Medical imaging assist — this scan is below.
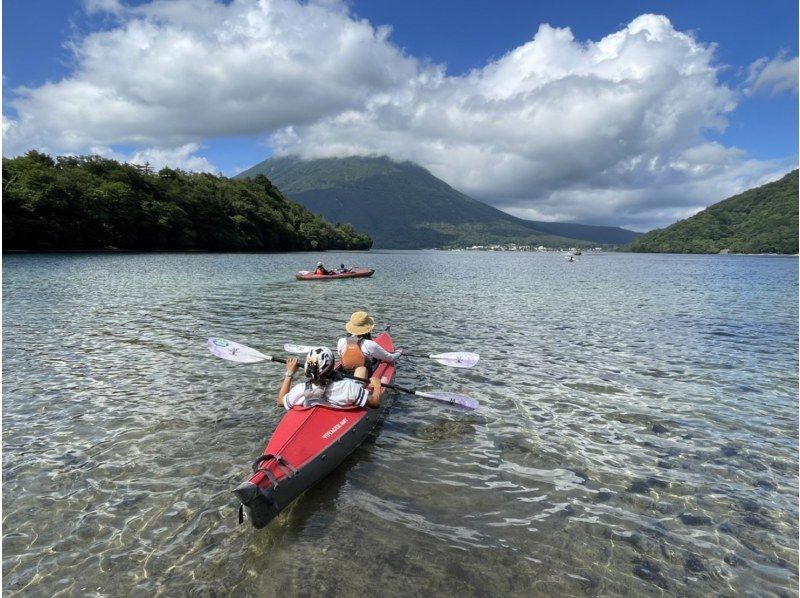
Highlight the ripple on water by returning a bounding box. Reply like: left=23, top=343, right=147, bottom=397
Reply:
left=2, top=252, right=798, bottom=597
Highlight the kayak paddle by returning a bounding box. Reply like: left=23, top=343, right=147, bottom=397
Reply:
left=209, top=338, right=479, bottom=410
left=341, top=373, right=479, bottom=410
left=283, top=343, right=479, bottom=369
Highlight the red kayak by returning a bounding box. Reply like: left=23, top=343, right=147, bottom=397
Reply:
left=234, top=331, right=397, bottom=528
left=295, top=267, right=374, bottom=281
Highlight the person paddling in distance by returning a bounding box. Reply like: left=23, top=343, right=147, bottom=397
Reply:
left=338, top=311, right=402, bottom=374
left=314, top=261, right=331, bottom=275
left=278, top=347, right=383, bottom=409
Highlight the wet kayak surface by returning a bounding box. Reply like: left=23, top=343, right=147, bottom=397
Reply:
left=3, top=251, right=798, bottom=597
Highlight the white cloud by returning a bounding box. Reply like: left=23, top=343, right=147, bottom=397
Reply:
left=126, top=143, right=217, bottom=172
left=84, top=0, right=126, bottom=16
left=746, top=52, right=799, bottom=96
left=3, top=3, right=796, bottom=229
left=5, top=0, right=418, bottom=154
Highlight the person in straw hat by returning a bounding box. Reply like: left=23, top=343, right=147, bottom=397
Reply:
left=337, top=311, right=402, bottom=373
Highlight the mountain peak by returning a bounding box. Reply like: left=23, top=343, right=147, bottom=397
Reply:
left=236, top=155, right=640, bottom=248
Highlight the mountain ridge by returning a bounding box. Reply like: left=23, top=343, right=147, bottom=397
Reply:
left=626, top=170, right=798, bottom=254
left=236, top=155, right=641, bottom=249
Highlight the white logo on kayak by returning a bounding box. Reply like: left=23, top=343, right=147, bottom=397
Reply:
left=322, top=418, right=349, bottom=439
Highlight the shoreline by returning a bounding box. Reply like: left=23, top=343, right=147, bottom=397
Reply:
left=2, top=248, right=374, bottom=255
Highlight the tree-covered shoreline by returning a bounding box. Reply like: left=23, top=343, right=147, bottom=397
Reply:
left=625, top=170, right=798, bottom=255
left=2, top=152, right=372, bottom=252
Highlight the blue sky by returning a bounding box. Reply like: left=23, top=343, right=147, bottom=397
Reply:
left=3, top=0, right=798, bottom=230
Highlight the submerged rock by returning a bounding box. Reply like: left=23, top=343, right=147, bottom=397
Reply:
left=755, top=479, right=777, bottom=491
left=680, top=513, right=713, bottom=526
left=627, top=480, right=652, bottom=494
left=632, top=558, right=669, bottom=589
left=417, top=418, right=477, bottom=441
left=685, top=554, right=706, bottom=573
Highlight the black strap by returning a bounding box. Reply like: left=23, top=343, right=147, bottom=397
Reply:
left=238, top=504, right=244, bottom=525
left=252, top=453, right=274, bottom=472
left=252, top=454, right=280, bottom=487
left=275, top=455, right=297, bottom=477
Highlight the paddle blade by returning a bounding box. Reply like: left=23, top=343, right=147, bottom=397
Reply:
left=429, top=352, right=480, bottom=368
left=415, top=391, right=479, bottom=410
left=284, top=343, right=315, bottom=354
left=208, top=338, right=271, bottom=363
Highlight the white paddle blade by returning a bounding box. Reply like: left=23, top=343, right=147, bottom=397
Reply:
left=429, top=352, right=480, bottom=368
left=284, top=343, right=315, bottom=354
left=208, top=338, right=271, bottom=363
left=415, top=391, right=479, bottom=410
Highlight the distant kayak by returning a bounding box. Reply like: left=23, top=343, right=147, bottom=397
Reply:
left=295, top=268, right=374, bottom=281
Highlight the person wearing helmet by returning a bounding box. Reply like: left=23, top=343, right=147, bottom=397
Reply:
left=277, top=346, right=383, bottom=409
left=337, top=311, right=402, bottom=373
left=314, top=261, right=331, bottom=275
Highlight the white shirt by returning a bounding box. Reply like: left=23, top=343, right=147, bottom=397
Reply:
left=284, top=378, right=369, bottom=410
left=336, top=337, right=401, bottom=363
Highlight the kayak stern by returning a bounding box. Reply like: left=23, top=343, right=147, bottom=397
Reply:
left=234, top=481, right=280, bottom=529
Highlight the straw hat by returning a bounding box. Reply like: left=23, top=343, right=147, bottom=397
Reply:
left=345, top=311, right=375, bottom=335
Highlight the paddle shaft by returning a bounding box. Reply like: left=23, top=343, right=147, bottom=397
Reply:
left=343, top=373, right=417, bottom=395
left=274, top=354, right=402, bottom=390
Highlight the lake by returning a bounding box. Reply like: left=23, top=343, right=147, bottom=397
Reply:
left=3, top=251, right=798, bottom=596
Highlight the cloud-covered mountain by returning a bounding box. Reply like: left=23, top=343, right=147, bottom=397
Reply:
left=3, top=1, right=796, bottom=230
left=237, top=155, right=641, bottom=249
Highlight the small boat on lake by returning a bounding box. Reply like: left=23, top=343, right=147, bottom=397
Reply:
left=295, top=267, right=374, bottom=281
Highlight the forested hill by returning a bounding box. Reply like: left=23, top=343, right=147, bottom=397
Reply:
left=237, top=155, right=640, bottom=249
left=2, top=152, right=372, bottom=251
left=626, top=170, right=799, bottom=254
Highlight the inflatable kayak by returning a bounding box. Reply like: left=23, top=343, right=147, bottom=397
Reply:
left=295, top=267, right=374, bottom=281
left=233, top=331, right=397, bottom=529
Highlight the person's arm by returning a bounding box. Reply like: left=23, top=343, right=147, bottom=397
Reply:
left=363, top=339, right=402, bottom=363
left=277, top=357, right=299, bottom=407
left=366, top=377, right=383, bottom=408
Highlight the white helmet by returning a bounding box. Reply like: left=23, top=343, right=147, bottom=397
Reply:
left=305, top=346, right=334, bottom=381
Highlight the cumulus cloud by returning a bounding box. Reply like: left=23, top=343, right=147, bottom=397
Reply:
left=5, top=0, right=417, bottom=153
left=271, top=14, right=793, bottom=229
left=84, top=0, right=126, bottom=16
left=126, top=143, right=217, bottom=171
left=3, top=2, right=796, bottom=230
left=746, top=52, right=799, bottom=96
